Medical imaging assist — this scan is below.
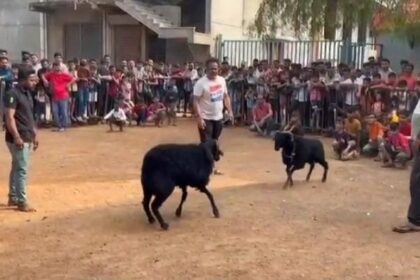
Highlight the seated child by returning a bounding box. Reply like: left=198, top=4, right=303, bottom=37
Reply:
left=362, top=114, right=384, bottom=157
left=104, top=100, right=127, bottom=132
left=133, top=101, right=148, bottom=126
left=333, top=121, right=358, bottom=160
left=379, top=122, right=411, bottom=168
left=147, top=97, right=166, bottom=127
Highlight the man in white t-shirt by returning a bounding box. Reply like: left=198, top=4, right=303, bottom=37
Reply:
left=340, top=70, right=361, bottom=112
left=378, top=58, right=393, bottom=82
left=193, top=58, right=233, bottom=174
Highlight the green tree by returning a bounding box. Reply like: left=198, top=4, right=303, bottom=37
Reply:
left=252, top=0, right=418, bottom=42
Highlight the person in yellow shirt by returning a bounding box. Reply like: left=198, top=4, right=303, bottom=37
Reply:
left=344, top=111, right=362, bottom=150
left=362, top=115, right=385, bottom=156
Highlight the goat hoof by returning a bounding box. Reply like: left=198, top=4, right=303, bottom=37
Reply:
left=175, top=208, right=182, bottom=217
left=148, top=217, right=156, bottom=224
left=322, top=178, right=327, bottom=183
left=282, top=184, right=289, bottom=190
left=161, top=223, right=169, bottom=230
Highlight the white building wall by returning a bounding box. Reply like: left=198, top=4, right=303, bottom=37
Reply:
left=0, top=0, right=44, bottom=61
left=210, top=0, right=299, bottom=41
left=210, top=0, right=245, bottom=40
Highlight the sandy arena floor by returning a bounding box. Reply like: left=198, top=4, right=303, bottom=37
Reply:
left=0, top=120, right=419, bottom=280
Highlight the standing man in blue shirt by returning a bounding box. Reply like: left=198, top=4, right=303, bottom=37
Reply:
left=0, top=56, right=13, bottom=91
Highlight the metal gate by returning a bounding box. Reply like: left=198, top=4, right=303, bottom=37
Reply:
left=218, top=39, right=383, bottom=68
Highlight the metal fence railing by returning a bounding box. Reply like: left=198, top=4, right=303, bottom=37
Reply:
left=226, top=80, right=419, bottom=132
left=220, top=40, right=282, bottom=67
left=218, top=39, right=383, bottom=69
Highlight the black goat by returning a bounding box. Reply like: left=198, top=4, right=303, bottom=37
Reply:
left=141, top=140, right=223, bottom=230
left=274, top=131, right=329, bottom=189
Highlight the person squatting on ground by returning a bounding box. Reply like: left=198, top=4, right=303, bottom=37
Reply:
left=193, top=58, right=234, bottom=175
left=3, top=66, right=39, bottom=212
left=332, top=121, right=358, bottom=160
left=362, top=114, right=385, bottom=157
left=147, top=97, right=166, bottom=127
left=104, top=98, right=127, bottom=132
left=250, top=93, right=274, bottom=137
left=379, top=122, right=411, bottom=168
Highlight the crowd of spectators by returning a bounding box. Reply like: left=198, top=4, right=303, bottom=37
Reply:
left=0, top=49, right=419, bottom=168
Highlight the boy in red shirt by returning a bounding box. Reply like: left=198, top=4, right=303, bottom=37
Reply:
left=251, top=94, right=273, bottom=136
left=399, top=111, right=412, bottom=138
left=43, top=62, right=76, bottom=131
left=380, top=122, right=411, bottom=168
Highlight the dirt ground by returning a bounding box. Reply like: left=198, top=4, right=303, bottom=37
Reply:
left=0, top=120, right=419, bottom=280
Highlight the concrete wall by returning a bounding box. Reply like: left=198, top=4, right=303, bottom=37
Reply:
left=211, top=0, right=246, bottom=40
left=0, top=0, right=44, bottom=61
left=152, top=5, right=181, bottom=26
left=188, top=43, right=211, bottom=63
left=165, top=38, right=193, bottom=64
left=377, top=33, right=420, bottom=72
left=46, top=7, right=102, bottom=59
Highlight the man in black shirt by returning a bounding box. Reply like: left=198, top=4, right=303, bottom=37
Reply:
left=393, top=131, right=420, bottom=233
left=3, top=66, right=39, bottom=212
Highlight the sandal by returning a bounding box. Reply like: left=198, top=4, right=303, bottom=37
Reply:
left=392, top=223, right=420, bottom=234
